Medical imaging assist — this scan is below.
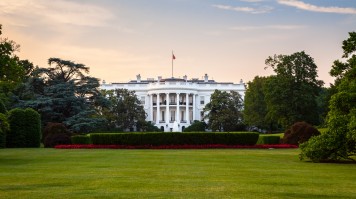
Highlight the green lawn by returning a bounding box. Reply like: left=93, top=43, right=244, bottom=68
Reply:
left=0, top=149, right=355, bottom=199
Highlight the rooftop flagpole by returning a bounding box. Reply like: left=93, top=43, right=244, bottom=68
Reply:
left=172, top=51, right=175, bottom=78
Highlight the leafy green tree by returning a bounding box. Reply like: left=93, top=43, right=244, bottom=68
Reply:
left=264, top=51, right=324, bottom=128
left=183, top=120, right=207, bottom=132
left=316, top=86, right=335, bottom=126
left=300, top=32, right=356, bottom=162
left=0, top=25, right=35, bottom=105
left=0, top=113, right=10, bottom=148
left=18, top=58, right=108, bottom=133
left=243, top=76, right=271, bottom=130
left=102, top=89, right=146, bottom=131
left=136, top=121, right=161, bottom=132
left=204, top=90, right=243, bottom=131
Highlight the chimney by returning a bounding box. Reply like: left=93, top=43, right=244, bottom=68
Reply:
left=158, top=76, right=162, bottom=82
left=204, top=74, right=208, bottom=82
left=136, top=74, right=141, bottom=83
left=183, top=75, right=187, bottom=81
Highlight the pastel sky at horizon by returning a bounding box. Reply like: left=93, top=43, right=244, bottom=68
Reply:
left=1, top=0, right=355, bottom=85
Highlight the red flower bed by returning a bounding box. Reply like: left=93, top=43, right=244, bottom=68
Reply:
left=55, top=144, right=298, bottom=149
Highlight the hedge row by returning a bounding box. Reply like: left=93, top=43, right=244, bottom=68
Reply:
left=71, top=135, right=91, bottom=144
left=257, top=135, right=281, bottom=145
left=89, top=132, right=259, bottom=146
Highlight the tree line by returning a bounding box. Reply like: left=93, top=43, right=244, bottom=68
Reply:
left=0, top=25, right=155, bottom=137
left=1, top=24, right=355, bottom=161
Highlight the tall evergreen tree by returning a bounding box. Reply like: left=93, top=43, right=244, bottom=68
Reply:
left=18, top=58, right=108, bottom=133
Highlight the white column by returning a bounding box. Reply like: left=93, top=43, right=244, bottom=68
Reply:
left=149, top=94, right=153, bottom=122
left=176, top=93, right=180, bottom=122
left=193, top=94, right=196, bottom=121
left=165, top=93, right=169, bottom=123
left=156, top=93, right=160, bottom=124
left=185, top=93, right=189, bottom=123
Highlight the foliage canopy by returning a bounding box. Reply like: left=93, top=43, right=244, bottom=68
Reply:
left=204, top=90, right=243, bottom=131
left=300, top=32, right=356, bottom=162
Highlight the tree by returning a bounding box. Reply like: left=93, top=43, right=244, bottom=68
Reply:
left=0, top=25, right=35, bottom=105
left=264, top=51, right=323, bottom=128
left=243, top=76, right=272, bottom=130
left=18, top=58, right=108, bottom=133
left=183, top=120, right=207, bottom=132
left=102, top=89, right=146, bottom=131
left=300, top=32, right=356, bottom=162
left=203, top=90, right=243, bottom=131
left=0, top=113, right=9, bottom=148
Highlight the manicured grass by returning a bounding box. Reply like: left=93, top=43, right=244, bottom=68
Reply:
left=0, top=149, right=355, bottom=199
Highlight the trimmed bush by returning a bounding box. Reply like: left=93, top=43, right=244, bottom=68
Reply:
left=71, top=135, right=91, bottom=144
left=6, top=108, right=41, bottom=148
left=90, top=132, right=259, bottom=146
left=43, top=123, right=71, bottom=148
left=183, top=121, right=207, bottom=132
left=257, top=135, right=281, bottom=145
left=283, top=122, right=320, bottom=146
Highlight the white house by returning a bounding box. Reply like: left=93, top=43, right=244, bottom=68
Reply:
left=100, top=74, right=245, bottom=132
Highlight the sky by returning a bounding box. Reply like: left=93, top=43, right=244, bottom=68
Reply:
left=1, top=0, right=355, bottom=86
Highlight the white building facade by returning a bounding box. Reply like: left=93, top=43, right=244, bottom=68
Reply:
left=100, top=74, right=245, bottom=132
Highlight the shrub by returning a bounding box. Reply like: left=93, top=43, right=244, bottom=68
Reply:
left=0, top=113, right=9, bottom=148
left=184, top=120, right=207, bottom=132
left=299, top=132, right=347, bottom=162
left=283, top=122, right=320, bottom=146
left=136, top=121, right=162, bottom=132
left=43, top=123, right=71, bottom=148
left=257, top=135, right=280, bottom=145
left=6, top=108, right=41, bottom=148
left=90, top=132, right=259, bottom=146
left=71, top=135, right=91, bottom=144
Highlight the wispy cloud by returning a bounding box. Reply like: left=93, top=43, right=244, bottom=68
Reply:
left=230, top=25, right=306, bottom=31
left=0, top=0, right=115, bottom=27
left=277, top=0, right=356, bottom=14
left=212, top=4, right=273, bottom=14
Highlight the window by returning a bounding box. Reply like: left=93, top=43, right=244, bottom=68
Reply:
left=200, top=96, right=205, bottom=105
left=153, top=111, right=156, bottom=122
left=140, top=96, right=145, bottom=105
left=161, top=111, right=165, bottom=122
left=170, top=110, right=175, bottom=122
left=169, top=95, right=176, bottom=105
